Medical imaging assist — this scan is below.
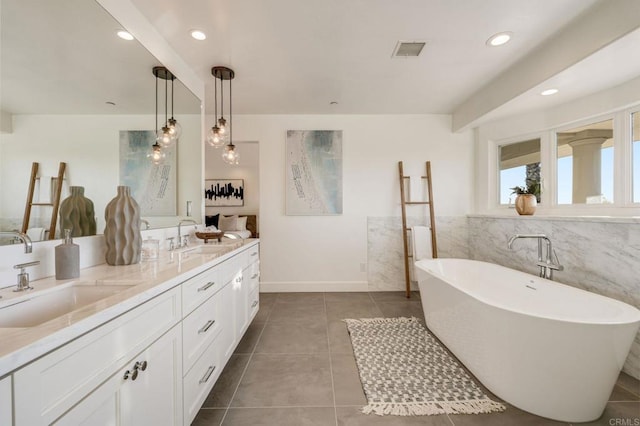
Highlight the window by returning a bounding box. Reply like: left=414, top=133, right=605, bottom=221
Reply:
left=498, top=139, right=541, bottom=205
left=556, top=119, right=613, bottom=204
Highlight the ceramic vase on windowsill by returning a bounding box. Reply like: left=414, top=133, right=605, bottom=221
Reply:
left=104, top=186, right=141, bottom=265
left=59, top=186, right=97, bottom=237
left=514, top=194, right=537, bottom=215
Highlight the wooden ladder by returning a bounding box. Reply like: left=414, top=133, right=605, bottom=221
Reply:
left=398, top=161, right=438, bottom=298
left=21, top=162, right=66, bottom=240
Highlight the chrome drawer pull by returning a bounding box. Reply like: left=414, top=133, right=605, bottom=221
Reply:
left=250, top=252, right=258, bottom=256
left=199, top=366, right=216, bottom=384
left=198, top=320, right=216, bottom=334
left=251, top=300, right=259, bottom=308
left=251, top=273, right=259, bottom=279
left=198, top=281, right=215, bottom=292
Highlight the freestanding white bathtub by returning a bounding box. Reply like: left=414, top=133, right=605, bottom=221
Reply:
left=415, top=258, right=640, bottom=423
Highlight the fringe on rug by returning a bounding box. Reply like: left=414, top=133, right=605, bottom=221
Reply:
left=343, top=317, right=419, bottom=325
left=362, top=400, right=506, bottom=416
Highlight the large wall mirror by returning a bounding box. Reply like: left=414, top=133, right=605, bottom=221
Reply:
left=498, top=138, right=541, bottom=205
left=0, top=0, right=203, bottom=245
left=556, top=119, right=613, bottom=204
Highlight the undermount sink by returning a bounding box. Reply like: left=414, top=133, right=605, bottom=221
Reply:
left=0, top=280, right=137, bottom=328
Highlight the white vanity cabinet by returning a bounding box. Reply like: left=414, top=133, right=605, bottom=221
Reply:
left=0, top=375, right=11, bottom=425
left=13, top=287, right=182, bottom=425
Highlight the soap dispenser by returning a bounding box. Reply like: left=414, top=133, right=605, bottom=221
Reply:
left=55, top=229, right=80, bottom=279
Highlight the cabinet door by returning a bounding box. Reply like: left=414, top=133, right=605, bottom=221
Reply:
left=0, top=376, right=12, bottom=426
left=55, top=325, right=183, bottom=426
left=120, top=324, right=183, bottom=426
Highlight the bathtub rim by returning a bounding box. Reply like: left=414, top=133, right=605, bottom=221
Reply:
left=415, top=258, right=640, bottom=326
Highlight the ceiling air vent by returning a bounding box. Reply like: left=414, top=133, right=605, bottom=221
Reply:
left=392, top=41, right=426, bottom=58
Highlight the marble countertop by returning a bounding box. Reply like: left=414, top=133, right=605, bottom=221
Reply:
left=0, top=239, right=258, bottom=378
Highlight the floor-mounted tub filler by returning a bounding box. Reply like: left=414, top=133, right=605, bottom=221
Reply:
left=415, top=258, right=640, bottom=423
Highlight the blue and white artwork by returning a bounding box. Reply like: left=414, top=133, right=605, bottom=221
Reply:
left=286, top=130, right=343, bottom=215
left=119, top=130, right=176, bottom=216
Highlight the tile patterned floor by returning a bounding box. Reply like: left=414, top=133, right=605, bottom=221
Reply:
left=193, top=292, right=640, bottom=426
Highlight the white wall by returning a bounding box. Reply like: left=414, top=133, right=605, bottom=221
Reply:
left=230, top=114, right=473, bottom=290
left=204, top=141, right=259, bottom=219
left=0, top=113, right=202, bottom=233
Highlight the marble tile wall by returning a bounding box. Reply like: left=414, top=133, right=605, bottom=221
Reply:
left=468, top=216, right=640, bottom=380
left=367, top=216, right=469, bottom=292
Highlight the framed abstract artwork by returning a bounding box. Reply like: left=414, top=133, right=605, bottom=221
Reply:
left=285, top=130, right=343, bottom=215
left=205, top=179, right=245, bottom=206
left=119, top=130, right=177, bottom=216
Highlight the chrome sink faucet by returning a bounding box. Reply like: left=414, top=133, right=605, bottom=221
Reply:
left=177, top=219, right=197, bottom=248
left=0, top=231, right=33, bottom=253
left=507, top=234, right=563, bottom=280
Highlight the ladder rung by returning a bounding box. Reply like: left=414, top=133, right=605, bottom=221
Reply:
left=405, top=201, right=430, bottom=205
left=31, top=203, right=53, bottom=206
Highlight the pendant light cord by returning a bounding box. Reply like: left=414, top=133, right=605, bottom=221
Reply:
left=171, top=77, right=175, bottom=119
left=164, top=77, right=168, bottom=127
left=220, top=73, right=224, bottom=118
left=155, top=74, right=158, bottom=133
left=214, top=74, right=218, bottom=122
left=229, top=75, right=232, bottom=144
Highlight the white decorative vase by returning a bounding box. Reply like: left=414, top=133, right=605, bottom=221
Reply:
left=104, top=186, right=141, bottom=265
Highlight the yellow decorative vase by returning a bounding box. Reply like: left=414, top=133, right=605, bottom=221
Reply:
left=515, top=194, right=537, bottom=215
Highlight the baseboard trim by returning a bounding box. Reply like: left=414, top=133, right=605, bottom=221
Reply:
left=259, top=281, right=369, bottom=293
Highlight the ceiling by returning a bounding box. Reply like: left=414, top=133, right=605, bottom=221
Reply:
left=3, top=0, right=640, bottom=130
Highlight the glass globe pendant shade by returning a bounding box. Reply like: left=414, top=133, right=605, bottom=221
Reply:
left=147, top=142, right=166, bottom=165
left=167, top=117, right=182, bottom=140
left=222, top=143, right=239, bottom=165
left=157, top=126, right=174, bottom=147
left=217, top=117, right=227, bottom=135
left=206, top=125, right=227, bottom=148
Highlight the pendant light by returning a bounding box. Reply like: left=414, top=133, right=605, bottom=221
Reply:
left=206, top=72, right=226, bottom=148
left=209, top=66, right=239, bottom=165
left=152, top=66, right=176, bottom=148
left=167, top=77, right=182, bottom=140
left=148, top=67, right=167, bottom=164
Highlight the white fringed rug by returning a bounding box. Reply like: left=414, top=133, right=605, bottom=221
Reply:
left=344, top=317, right=506, bottom=416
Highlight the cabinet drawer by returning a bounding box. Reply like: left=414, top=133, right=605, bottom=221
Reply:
left=182, top=290, right=223, bottom=375
left=14, top=287, right=181, bottom=425
left=248, top=288, right=260, bottom=323
left=246, top=245, right=259, bottom=264
left=248, top=261, right=260, bottom=293
left=183, top=336, right=222, bottom=425
left=182, top=266, right=220, bottom=316
left=0, top=376, right=11, bottom=426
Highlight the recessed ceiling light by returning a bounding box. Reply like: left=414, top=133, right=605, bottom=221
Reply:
left=190, top=30, right=207, bottom=41
left=116, top=30, right=134, bottom=41
left=541, top=88, right=559, bottom=96
left=486, top=32, right=512, bottom=47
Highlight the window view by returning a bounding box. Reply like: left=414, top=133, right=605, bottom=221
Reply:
left=633, top=112, right=640, bottom=202
left=556, top=119, right=614, bottom=204
left=499, top=139, right=541, bottom=205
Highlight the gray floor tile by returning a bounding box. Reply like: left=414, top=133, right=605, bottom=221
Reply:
left=616, top=372, right=640, bottom=398
left=268, top=301, right=327, bottom=322
left=191, top=408, right=226, bottom=426
left=258, top=292, right=279, bottom=306
left=336, top=406, right=452, bottom=425
left=331, top=353, right=366, bottom=406
left=202, top=354, right=251, bottom=408
left=369, top=291, right=420, bottom=302
left=325, top=292, right=374, bottom=303
left=276, top=292, right=325, bottom=304
left=449, top=404, right=569, bottom=426
left=231, top=354, right=334, bottom=407
left=579, top=402, right=640, bottom=425
left=609, top=384, right=640, bottom=402
left=222, top=407, right=336, bottom=426
left=326, top=300, right=383, bottom=321
left=375, top=301, right=425, bottom=320
left=254, top=320, right=329, bottom=354
left=234, top=321, right=265, bottom=354
left=328, top=320, right=355, bottom=354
